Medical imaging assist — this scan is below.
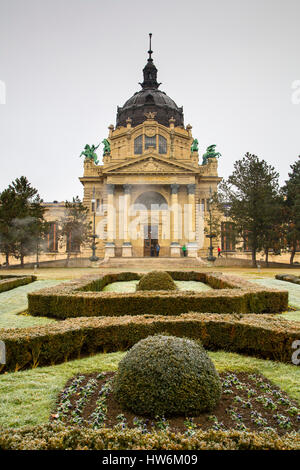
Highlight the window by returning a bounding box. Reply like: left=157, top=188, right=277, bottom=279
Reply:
left=145, top=94, right=154, bottom=103
left=243, top=231, right=252, bottom=252
left=145, top=135, right=156, bottom=149
left=158, top=135, right=167, bottom=154
left=201, top=199, right=205, bottom=212
left=66, top=232, right=80, bottom=253
left=221, top=222, right=236, bottom=251
left=96, top=198, right=104, bottom=214
left=134, top=135, right=143, bottom=154
left=47, top=222, right=58, bottom=252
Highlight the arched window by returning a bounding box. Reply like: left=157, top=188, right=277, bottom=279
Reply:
left=159, top=135, right=167, bottom=154
left=145, top=135, right=156, bottom=149
left=134, top=135, right=143, bottom=154
left=145, top=94, right=154, bottom=103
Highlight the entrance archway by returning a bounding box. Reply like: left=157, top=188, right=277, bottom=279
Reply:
left=133, top=191, right=168, bottom=257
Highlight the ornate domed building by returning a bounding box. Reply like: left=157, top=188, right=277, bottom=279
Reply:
left=79, top=35, right=221, bottom=258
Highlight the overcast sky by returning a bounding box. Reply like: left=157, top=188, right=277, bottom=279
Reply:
left=0, top=0, right=299, bottom=202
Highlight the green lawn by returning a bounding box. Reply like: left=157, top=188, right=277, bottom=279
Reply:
left=0, top=280, right=65, bottom=329
left=0, top=350, right=299, bottom=430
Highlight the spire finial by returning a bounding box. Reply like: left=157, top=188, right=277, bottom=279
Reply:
left=139, top=33, right=161, bottom=89
left=148, top=33, right=153, bottom=61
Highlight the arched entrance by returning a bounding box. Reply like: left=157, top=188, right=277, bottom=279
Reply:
left=133, top=191, right=168, bottom=257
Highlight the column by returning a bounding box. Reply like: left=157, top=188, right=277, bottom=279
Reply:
left=122, top=184, right=133, bottom=257
left=170, top=183, right=181, bottom=257
left=105, top=184, right=115, bottom=257
left=186, top=184, right=198, bottom=257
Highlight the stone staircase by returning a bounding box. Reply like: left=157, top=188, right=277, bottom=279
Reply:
left=97, top=257, right=209, bottom=269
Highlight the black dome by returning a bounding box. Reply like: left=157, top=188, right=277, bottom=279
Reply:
left=116, top=35, right=184, bottom=128
left=116, top=89, right=184, bottom=128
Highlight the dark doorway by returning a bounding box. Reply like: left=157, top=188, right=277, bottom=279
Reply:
left=144, top=224, right=158, bottom=257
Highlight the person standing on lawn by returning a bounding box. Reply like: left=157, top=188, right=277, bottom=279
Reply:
left=182, top=244, right=187, bottom=257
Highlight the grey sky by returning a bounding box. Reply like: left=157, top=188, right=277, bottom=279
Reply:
left=0, top=0, right=299, bottom=201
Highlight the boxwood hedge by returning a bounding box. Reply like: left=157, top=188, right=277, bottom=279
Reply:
left=276, top=273, right=300, bottom=285
left=0, top=313, right=299, bottom=373
left=0, top=424, right=299, bottom=450
left=0, top=275, right=36, bottom=293
left=27, top=272, right=288, bottom=319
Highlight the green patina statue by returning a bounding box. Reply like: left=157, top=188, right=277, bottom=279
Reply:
left=102, top=139, right=111, bottom=156
left=191, top=139, right=199, bottom=153
left=202, top=144, right=222, bottom=165
left=79, top=144, right=100, bottom=165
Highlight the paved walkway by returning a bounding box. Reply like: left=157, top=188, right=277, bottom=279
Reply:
left=0, top=280, right=65, bottom=329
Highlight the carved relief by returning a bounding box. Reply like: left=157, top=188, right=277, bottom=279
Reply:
left=142, top=157, right=161, bottom=171
left=145, top=127, right=156, bottom=137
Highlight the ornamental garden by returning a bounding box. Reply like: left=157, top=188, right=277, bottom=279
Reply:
left=0, top=267, right=299, bottom=450
left=0, top=32, right=300, bottom=453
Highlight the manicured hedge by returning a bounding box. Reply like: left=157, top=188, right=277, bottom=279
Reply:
left=0, top=313, right=299, bottom=373
left=0, top=275, right=36, bottom=293
left=0, top=424, right=299, bottom=450
left=276, top=273, right=300, bottom=285
left=27, top=272, right=288, bottom=319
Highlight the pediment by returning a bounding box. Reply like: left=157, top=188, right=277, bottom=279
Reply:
left=103, top=154, right=198, bottom=174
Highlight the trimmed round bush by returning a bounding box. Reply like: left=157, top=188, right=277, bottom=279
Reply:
left=136, top=271, right=177, bottom=291
left=113, top=335, right=222, bottom=417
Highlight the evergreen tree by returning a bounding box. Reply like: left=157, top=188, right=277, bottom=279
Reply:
left=220, top=153, right=281, bottom=267
left=0, top=178, right=47, bottom=266
left=59, top=196, right=91, bottom=265
left=282, top=156, right=300, bottom=264
left=7, top=177, right=48, bottom=266
left=259, top=194, right=285, bottom=266
left=0, top=188, right=18, bottom=265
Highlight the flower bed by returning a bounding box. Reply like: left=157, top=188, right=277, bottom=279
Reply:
left=27, top=272, right=288, bottom=319
left=1, top=313, right=299, bottom=373
left=50, top=370, right=300, bottom=435
left=0, top=275, right=36, bottom=293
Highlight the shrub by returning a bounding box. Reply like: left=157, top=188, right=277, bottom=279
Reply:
left=27, top=272, right=288, bottom=319
left=113, top=335, right=221, bottom=417
left=0, top=424, right=299, bottom=450
left=0, top=275, right=36, bottom=293
left=136, top=271, right=177, bottom=291
left=1, top=313, right=299, bottom=373
left=275, top=274, right=300, bottom=285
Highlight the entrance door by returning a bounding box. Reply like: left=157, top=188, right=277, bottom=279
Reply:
left=143, top=224, right=158, bottom=257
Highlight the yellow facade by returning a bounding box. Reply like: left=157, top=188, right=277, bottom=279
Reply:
left=79, top=114, right=221, bottom=258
